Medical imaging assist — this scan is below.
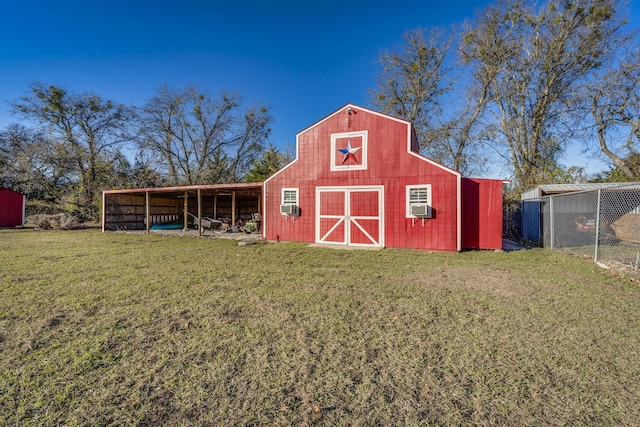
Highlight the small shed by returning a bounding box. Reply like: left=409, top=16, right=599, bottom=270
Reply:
left=0, top=187, right=26, bottom=228
left=520, top=182, right=640, bottom=242
left=263, top=104, right=505, bottom=251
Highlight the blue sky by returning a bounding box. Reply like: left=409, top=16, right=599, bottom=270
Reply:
left=1, top=0, right=638, bottom=177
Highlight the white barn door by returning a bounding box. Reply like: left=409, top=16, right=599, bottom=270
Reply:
left=316, top=186, right=384, bottom=248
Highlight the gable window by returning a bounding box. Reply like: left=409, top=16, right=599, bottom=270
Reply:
left=406, top=185, right=432, bottom=218
left=281, top=188, right=299, bottom=215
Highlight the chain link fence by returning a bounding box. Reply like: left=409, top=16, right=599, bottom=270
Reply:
left=503, top=199, right=522, bottom=242
left=534, top=183, right=640, bottom=274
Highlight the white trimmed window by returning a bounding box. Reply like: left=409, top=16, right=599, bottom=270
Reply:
left=281, top=188, right=299, bottom=215
left=406, top=185, right=432, bottom=218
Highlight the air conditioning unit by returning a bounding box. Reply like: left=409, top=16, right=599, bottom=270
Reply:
left=411, top=205, right=430, bottom=217
left=280, top=204, right=298, bottom=215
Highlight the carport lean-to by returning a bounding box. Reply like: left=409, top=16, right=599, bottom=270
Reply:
left=102, top=182, right=263, bottom=235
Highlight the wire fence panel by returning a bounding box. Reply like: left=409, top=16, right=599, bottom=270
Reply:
left=543, top=190, right=599, bottom=251
left=597, top=187, right=640, bottom=271
left=503, top=199, right=522, bottom=241
left=535, top=183, right=640, bottom=274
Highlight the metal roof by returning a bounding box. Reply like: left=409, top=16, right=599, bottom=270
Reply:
left=103, top=182, right=263, bottom=196
left=522, top=182, right=640, bottom=200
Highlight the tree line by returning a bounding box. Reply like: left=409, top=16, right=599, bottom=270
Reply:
left=371, top=0, right=640, bottom=194
left=2, top=0, right=638, bottom=221
left=0, top=84, right=290, bottom=221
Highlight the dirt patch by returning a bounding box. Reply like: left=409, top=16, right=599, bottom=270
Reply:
left=116, top=228, right=264, bottom=241
left=406, top=266, right=526, bottom=297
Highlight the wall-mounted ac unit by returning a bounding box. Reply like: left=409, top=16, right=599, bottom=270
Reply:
left=411, top=205, right=430, bottom=218
left=280, top=204, right=298, bottom=216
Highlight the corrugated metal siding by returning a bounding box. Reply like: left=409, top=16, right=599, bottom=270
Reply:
left=522, top=200, right=542, bottom=241
left=521, top=188, right=542, bottom=200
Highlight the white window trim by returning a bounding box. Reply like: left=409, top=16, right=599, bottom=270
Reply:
left=330, top=130, right=368, bottom=171
left=406, top=184, right=432, bottom=218
left=281, top=187, right=299, bottom=215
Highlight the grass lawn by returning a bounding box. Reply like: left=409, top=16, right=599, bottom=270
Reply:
left=1, top=229, right=639, bottom=426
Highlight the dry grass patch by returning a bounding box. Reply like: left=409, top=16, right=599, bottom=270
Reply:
left=1, top=229, right=639, bottom=425
left=406, top=265, right=528, bottom=297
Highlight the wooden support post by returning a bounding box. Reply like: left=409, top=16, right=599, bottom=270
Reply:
left=214, top=194, right=218, bottom=219
left=232, top=191, right=236, bottom=227
left=102, top=192, right=106, bottom=232
left=549, top=196, right=555, bottom=249
left=145, top=191, right=150, bottom=234
left=183, top=192, right=189, bottom=231
left=197, top=188, right=202, bottom=236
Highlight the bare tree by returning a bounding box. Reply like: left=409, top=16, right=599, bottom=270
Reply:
left=462, top=0, right=624, bottom=191
left=0, top=124, right=72, bottom=204
left=371, top=29, right=453, bottom=147
left=225, top=105, right=273, bottom=182
left=137, top=85, right=272, bottom=185
left=371, top=27, right=493, bottom=174
left=590, top=48, right=640, bottom=180
left=12, top=83, right=134, bottom=220
left=426, top=75, right=494, bottom=174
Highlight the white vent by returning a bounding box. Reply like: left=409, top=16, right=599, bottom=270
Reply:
left=280, top=204, right=298, bottom=215
left=411, top=205, right=430, bottom=217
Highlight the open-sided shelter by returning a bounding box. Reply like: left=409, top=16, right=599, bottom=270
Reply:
left=262, top=104, right=504, bottom=251
left=102, top=183, right=262, bottom=233
left=0, top=187, right=26, bottom=228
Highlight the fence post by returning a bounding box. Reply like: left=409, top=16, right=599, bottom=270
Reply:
left=594, top=189, right=602, bottom=262
left=549, top=196, right=555, bottom=250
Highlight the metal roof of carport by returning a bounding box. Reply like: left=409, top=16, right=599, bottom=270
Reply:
left=103, top=182, right=263, bottom=196
left=521, top=182, right=640, bottom=200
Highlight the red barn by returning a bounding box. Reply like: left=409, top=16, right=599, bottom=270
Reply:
left=263, top=104, right=504, bottom=251
left=0, top=187, right=26, bottom=228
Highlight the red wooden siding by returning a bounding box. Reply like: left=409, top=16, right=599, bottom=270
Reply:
left=461, top=178, right=504, bottom=250
left=263, top=104, right=462, bottom=251
left=0, top=188, right=25, bottom=227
